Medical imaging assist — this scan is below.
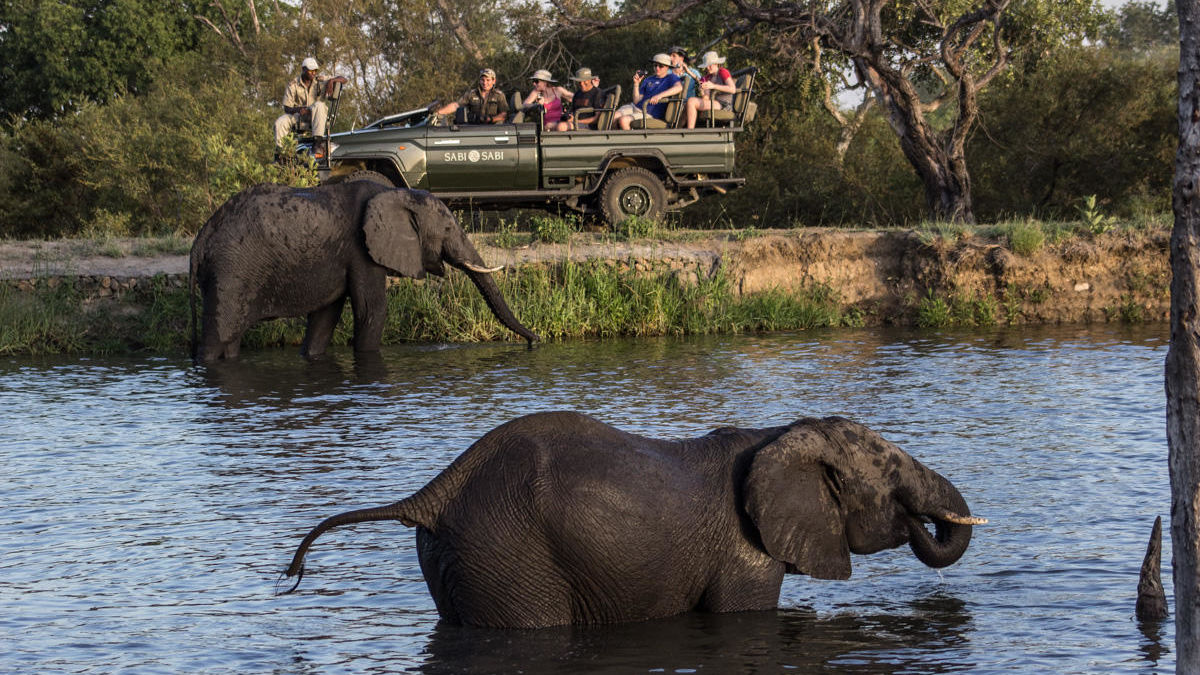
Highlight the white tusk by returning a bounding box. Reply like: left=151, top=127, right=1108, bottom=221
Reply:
left=462, top=262, right=504, bottom=274
left=939, top=511, right=988, bottom=525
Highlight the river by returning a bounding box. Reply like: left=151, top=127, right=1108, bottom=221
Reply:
left=0, top=325, right=1173, bottom=673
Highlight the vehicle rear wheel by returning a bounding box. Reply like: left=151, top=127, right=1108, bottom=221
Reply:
left=599, top=168, right=666, bottom=228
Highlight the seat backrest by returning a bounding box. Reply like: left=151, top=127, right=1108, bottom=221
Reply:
left=326, top=79, right=344, bottom=101
left=672, top=75, right=694, bottom=127
left=661, top=96, right=683, bottom=128
left=593, top=85, right=621, bottom=130
left=509, top=91, right=525, bottom=123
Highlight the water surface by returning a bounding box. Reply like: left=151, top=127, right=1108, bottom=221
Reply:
left=0, top=325, right=1173, bottom=673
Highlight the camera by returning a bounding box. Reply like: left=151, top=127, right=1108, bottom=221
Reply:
left=635, top=69, right=647, bottom=78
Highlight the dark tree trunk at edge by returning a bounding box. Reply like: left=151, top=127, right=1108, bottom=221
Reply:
left=1169, top=1, right=1200, bottom=670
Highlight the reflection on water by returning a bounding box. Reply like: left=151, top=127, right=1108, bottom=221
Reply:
left=418, top=593, right=973, bottom=674
left=0, top=324, right=1174, bottom=673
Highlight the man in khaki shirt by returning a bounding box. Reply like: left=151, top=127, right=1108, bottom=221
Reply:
left=274, top=57, right=344, bottom=155
left=436, top=68, right=509, bottom=124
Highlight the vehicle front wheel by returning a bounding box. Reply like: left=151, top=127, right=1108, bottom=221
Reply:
left=341, top=170, right=395, bottom=187
left=599, top=168, right=666, bottom=228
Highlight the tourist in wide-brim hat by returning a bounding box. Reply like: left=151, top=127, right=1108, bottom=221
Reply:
left=524, top=70, right=574, bottom=130
left=561, top=67, right=603, bottom=131
left=615, top=53, right=684, bottom=130
left=686, top=51, right=735, bottom=128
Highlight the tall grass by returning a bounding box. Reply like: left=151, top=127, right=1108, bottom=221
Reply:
left=378, top=260, right=860, bottom=342
left=0, top=261, right=861, bottom=356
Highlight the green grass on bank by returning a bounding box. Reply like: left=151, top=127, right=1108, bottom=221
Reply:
left=0, top=260, right=860, bottom=357
left=0, top=275, right=189, bottom=356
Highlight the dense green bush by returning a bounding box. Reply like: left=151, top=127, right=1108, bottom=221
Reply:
left=0, top=55, right=315, bottom=238
left=969, top=46, right=1176, bottom=221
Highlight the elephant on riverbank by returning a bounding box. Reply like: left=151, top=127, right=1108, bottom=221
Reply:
left=189, top=181, right=538, bottom=362
left=280, top=411, right=985, bottom=628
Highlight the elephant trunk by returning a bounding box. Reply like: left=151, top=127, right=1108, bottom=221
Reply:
left=278, top=502, right=411, bottom=593
left=901, top=467, right=982, bottom=569
left=442, top=229, right=539, bottom=344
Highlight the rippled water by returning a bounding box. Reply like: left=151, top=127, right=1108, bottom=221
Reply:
left=0, top=325, right=1173, bottom=673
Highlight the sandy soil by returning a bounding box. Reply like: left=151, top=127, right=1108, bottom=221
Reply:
left=0, top=239, right=190, bottom=280
left=0, top=234, right=732, bottom=280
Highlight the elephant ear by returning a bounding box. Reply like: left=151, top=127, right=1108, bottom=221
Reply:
left=744, top=425, right=851, bottom=580
left=362, top=191, right=428, bottom=278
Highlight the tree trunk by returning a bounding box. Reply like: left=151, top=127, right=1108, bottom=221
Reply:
left=856, top=59, right=976, bottom=223
left=1169, top=1, right=1200, bottom=670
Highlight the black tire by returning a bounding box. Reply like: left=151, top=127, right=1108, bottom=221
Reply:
left=599, top=167, right=667, bottom=228
left=341, top=170, right=395, bottom=187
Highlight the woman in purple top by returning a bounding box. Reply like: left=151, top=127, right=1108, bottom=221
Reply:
left=615, top=54, right=683, bottom=130
left=685, top=51, right=736, bottom=129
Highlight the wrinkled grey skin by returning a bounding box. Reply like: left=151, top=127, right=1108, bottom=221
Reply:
left=189, top=181, right=538, bottom=362
left=282, top=412, right=981, bottom=628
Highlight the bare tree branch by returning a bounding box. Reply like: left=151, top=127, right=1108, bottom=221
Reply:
left=435, top=0, right=486, bottom=65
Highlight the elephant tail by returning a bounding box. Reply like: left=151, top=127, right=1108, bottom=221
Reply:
left=276, top=498, right=431, bottom=595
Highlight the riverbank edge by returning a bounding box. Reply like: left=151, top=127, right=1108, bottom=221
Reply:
left=0, top=227, right=1170, bottom=355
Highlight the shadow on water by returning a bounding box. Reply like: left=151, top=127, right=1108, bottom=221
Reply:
left=415, top=592, right=974, bottom=674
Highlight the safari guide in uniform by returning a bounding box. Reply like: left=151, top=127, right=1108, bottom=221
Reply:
left=436, top=69, right=509, bottom=124
left=274, top=57, right=345, bottom=159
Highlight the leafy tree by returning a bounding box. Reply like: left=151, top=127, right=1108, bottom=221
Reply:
left=0, top=0, right=201, bottom=120
left=1101, top=0, right=1176, bottom=50
left=552, top=0, right=1103, bottom=223
left=970, top=45, right=1176, bottom=219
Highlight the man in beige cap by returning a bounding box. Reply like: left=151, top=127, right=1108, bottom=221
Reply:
left=615, top=53, right=683, bottom=130
left=436, top=68, right=509, bottom=124
left=560, top=67, right=602, bottom=130
left=274, top=57, right=345, bottom=157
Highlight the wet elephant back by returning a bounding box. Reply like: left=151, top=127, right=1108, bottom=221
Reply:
left=205, top=186, right=362, bottom=320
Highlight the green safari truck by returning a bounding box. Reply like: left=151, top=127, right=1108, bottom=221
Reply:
left=309, top=72, right=757, bottom=227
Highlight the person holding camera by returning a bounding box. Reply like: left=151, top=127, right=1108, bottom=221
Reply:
left=615, top=54, right=682, bottom=130
left=523, top=70, right=573, bottom=131
left=668, top=46, right=701, bottom=98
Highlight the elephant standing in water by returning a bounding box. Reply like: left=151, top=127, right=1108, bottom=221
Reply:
left=281, top=412, right=985, bottom=628
left=189, top=181, right=538, bottom=362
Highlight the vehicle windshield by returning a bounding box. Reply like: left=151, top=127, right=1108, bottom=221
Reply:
left=361, top=106, right=434, bottom=130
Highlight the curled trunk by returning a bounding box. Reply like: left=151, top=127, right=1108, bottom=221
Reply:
left=901, top=469, right=976, bottom=569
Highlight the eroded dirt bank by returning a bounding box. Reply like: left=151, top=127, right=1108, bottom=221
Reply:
left=0, top=228, right=1170, bottom=325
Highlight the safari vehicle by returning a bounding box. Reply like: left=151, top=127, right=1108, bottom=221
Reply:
left=298, top=69, right=758, bottom=227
